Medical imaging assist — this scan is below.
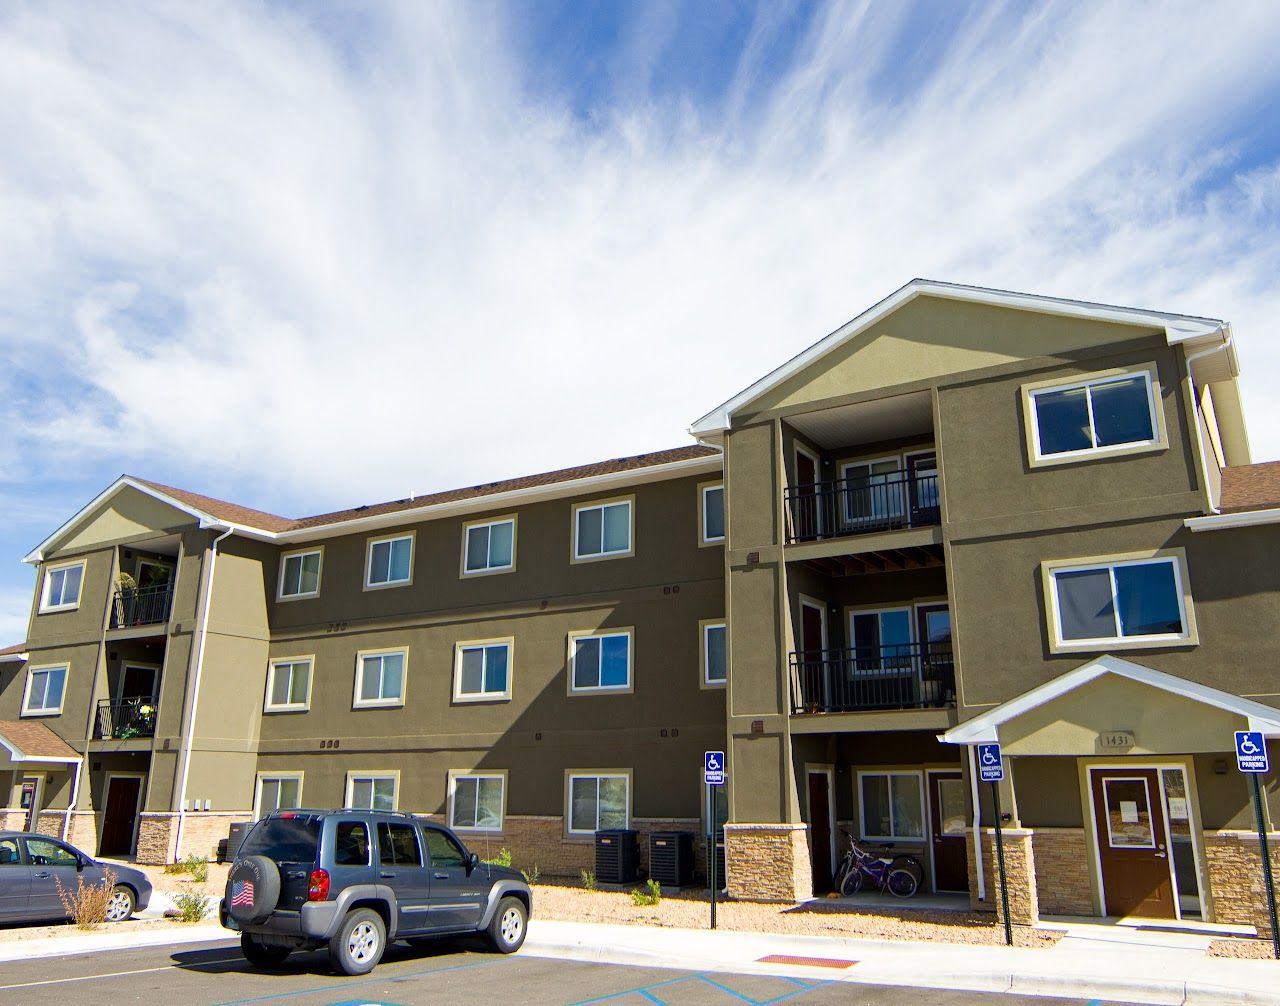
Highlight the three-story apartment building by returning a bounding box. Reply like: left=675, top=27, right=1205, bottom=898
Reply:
left=4, top=280, right=1277, bottom=935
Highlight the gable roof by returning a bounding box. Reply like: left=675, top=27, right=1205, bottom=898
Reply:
left=941, top=655, right=1280, bottom=745
left=0, top=720, right=81, bottom=763
left=690, top=278, right=1232, bottom=435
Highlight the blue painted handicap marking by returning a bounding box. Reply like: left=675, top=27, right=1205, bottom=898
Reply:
left=976, top=742, right=1004, bottom=782
left=327, top=1000, right=408, bottom=1006
left=1236, top=730, right=1270, bottom=773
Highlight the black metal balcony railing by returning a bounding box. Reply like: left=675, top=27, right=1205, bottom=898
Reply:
left=790, top=642, right=955, bottom=714
left=96, top=698, right=158, bottom=740
left=784, top=472, right=940, bottom=544
left=112, top=582, right=174, bottom=628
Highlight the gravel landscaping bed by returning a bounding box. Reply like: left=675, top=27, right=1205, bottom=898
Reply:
left=1208, top=938, right=1279, bottom=959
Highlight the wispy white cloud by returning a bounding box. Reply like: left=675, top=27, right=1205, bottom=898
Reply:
left=1, top=0, right=1279, bottom=527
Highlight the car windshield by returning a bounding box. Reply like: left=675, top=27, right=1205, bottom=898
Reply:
left=239, top=815, right=322, bottom=863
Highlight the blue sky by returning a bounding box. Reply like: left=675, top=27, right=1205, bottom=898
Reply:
left=3, top=0, right=1280, bottom=643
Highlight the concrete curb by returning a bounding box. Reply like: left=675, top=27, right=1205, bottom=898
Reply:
left=0, top=923, right=229, bottom=964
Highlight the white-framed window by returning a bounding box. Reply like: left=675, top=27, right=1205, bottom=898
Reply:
left=40, top=561, right=85, bottom=613
left=264, top=657, right=313, bottom=712
left=567, top=771, right=630, bottom=834
left=353, top=648, right=407, bottom=708
left=448, top=771, right=506, bottom=831
left=453, top=639, right=512, bottom=702
left=700, top=483, right=725, bottom=545
left=569, top=629, right=632, bottom=693
left=22, top=665, right=68, bottom=717
left=346, top=773, right=398, bottom=811
left=365, top=533, right=414, bottom=589
left=702, top=621, right=727, bottom=686
left=462, top=517, right=515, bottom=575
left=254, top=773, right=303, bottom=818
left=858, top=771, right=924, bottom=842
left=573, top=498, right=633, bottom=561
left=1046, top=554, right=1192, bottom=650
left=278, top=548, right=322, bottom=600
left=1029, top=370, right=1160, bottom=461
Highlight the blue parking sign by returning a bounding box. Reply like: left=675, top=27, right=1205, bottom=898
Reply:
left=977, top=742, right=1004, bottom=782
left=1236, top=731, right=1270, bottom=774
left=704, top=750, right=725, bottom=786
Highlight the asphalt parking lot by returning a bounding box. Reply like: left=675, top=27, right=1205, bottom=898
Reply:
left=0, top=937, right=1134, bottom=1005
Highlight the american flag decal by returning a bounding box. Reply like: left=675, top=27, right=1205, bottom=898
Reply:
left=230, top=880, right=255, bottom=908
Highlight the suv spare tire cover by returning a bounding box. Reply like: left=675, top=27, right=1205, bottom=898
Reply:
left=227, top=855, right=281, bottom=925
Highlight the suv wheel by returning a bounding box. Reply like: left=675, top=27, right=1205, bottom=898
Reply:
left=241, top=933, right=291, bottom=968
left=328, top=908, right=386, bottom=976
left=487, top=896, right=527, bottom=954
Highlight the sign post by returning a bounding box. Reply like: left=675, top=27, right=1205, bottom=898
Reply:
left=977, top=742, right=1012, bottom=947
left=1236, top=730, right=1279, bottom=960
left=705, top=750, right=725, bottom=931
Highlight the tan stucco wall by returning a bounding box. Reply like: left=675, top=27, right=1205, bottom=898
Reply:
left=52, top=488, right=195, bottom=558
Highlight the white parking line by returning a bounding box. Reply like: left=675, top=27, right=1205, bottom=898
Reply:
left=0, top=955, right=243, bottom=992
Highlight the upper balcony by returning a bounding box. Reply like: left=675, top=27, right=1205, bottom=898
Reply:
left=790, top=641, right=955, bottom=715
left=784, top=467, right=939, bottom=544
left=109, top=581, right=175, bottom=630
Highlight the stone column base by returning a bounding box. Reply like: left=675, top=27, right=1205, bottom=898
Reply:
left=137, top=811, right=255, bottom=864
left=1203, top=830, right=1280, bottom=939
left=966, top=827, right=1039, bottom=925
left=724, top=823, right=813, bottom=903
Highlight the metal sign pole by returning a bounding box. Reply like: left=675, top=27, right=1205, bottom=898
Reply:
left=1250, top=772, right=1279, bottom=960
left=708, top=783, right=718, bottom=930
left=991, top=780, right=1013, bottom=947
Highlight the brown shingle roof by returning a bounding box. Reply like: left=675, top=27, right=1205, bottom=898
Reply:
left=1220, top=462, right=1280, bottom=514
left=0, top=644, right=27, bottom=660
left=0, top=720, right=80, bottom=761
left=129, top=477, right=296, bottom=532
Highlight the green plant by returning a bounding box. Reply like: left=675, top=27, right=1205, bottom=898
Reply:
left=55, top=868, right=117, bottom=929
left=630, top=878, right=662, bottom=907
left=117, top=571, right=137, bottom=591
left=580, top=869, right=597, bottom=891
left=162, top=861, right=186, bottom=875
left=482, top=848, right=512, bottom=867
left=171, top=891, right=212, bottom=923
left=521, top=864, right=540, bottom=885
left=183, top=854, right=210, bottom=884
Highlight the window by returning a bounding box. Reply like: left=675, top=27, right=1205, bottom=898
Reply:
left=377, top=822, right=422, bottom=866
left=567, top=773, right=629, bottom=834
left=573, top=499, right=633, bottom=560
left=265, top=658, right=312, bottom=711
left=702, top=622, right=727, bottom=686
left=1028, top=369, right=1161, bottom=462
left=347, top=773, right=398, bottom=811
left=255, top=774, right=303, bottom=818
left=333, top=821, right=371, bottom=866
left=463, top=517, right=515, bottom=575
left=40, top=561, right=84, bottom=613
left=858, top=772, right=924, bottom=841
left=850, top=608, right=914, bottom=675
left=449, top=772, right=505, bottom=831
left=25, top=837, right=79, bottom=867
left=23, top=665, right=67, bottom=716
left=841, top=459, right=905, bottom=527
left=421, top=827, right=467, bottom=867
left=453, top=640, right=512, bottom=702
left=700, top=484, right=725, bottom=544
left=365, top=533, right=413, bottom=588
left=278, top=549, right=322, bottom=600
left=354, top=649, right=407, bottom=707
left=569, top=630, right=632, bottom=693
left=0, top=838, right=19, bottom=867
left=1047, top=554, right=1192, bottom=649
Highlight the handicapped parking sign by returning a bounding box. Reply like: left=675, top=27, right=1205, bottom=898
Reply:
left=704, top=750, right=725, bottom=786
left=977, top=742, right=1004, bottom=782
left=1236, top=731, right=1270, bottom=774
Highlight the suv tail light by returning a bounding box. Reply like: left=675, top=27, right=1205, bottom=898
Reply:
left=307, top=868, right=330, bottom=902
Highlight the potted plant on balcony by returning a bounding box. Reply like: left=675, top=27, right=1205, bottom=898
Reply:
left=113, top=571, right=137, bottom=627
left=119, top=701, right=156, bottom=740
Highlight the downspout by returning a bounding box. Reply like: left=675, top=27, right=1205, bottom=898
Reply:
left=969, top=745, right=986, bottom=902
left=1185, top=332, right=1234, bottom=515
left=60, top=760, right=83, bottom=842
left=173, top=525, right=234, bottom=860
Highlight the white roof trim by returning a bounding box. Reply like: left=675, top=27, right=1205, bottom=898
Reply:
left=0, top=734, right=81, bottom=765
left=0, top=652, right=28, bottom=664
left=690, top=278, right=1227, bottom=434
left=941, top=654, right=1280, bottom=745
left=1185, top=508, right=1280, bottom=532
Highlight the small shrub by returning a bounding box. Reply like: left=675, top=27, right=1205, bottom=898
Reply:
left=580, top=869, right=597, bottom=891
left=184, top=855, right=210, bottom=884
left=630, top=878, right=662, bottom=907
left=162, top=862, right=186, bottom=875
left=482, top=848, right=512, bottom=868
left=521, top=864, right=540, bottom=885
left=55, top=868, right=117, bottom=929
left=171, top=891, right=212, bottom=923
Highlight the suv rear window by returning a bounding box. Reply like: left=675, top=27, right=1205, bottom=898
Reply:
left=240, top=815, right=322, bottom=863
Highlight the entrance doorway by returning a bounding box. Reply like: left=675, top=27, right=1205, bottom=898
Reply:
left=20, top=777, right=41, bottom=832
left=119, top=664, right=158, bottom=702
left=928, top=771, right=968, bottom=892
left=99, top=776, right=143, bottom=857
left=794, top=447, right=821, bottom=539
left=806, top=768, right=835, bottom=894
left=1089, top=768, right=1177, bottom=918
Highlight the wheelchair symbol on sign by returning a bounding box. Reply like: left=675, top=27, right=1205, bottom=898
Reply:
left=707, top=754, right=721, bottom=770
left=981, top=748, right=999, bottom=765
left=1240, top=736, right=1261, bottom=756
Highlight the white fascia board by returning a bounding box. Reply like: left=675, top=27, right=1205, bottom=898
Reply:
left=690, top=278, right=1227, bottom=434
left=0, top=735, right=82, bottom=765
left=1185, top=508, right=1280, bottom=532
left=0, top=653, right=29, bottom=664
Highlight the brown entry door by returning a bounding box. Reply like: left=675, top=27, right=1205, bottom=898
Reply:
left=807, top=772, right=834, bottom=894
left=1089, top=768, right=1176, bottom=918
left=795, top=450, right=820, bottom=540
left=99, top=777, right=142, bottom=857
left=929, top=772, right=969, bottom=893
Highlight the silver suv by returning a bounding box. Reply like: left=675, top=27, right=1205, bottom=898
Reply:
left=219, top=809, right=531, bottom=975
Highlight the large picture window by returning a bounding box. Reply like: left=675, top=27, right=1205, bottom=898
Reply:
left=569, top=630, right=632, bottom=693
left=567, top=772, right=630, bottom=834
left=858, top=771, right=924, bottom=842
left=1046, top=554, right=1192, bottom=650
left=1028, top=370, right=1161, bottom=462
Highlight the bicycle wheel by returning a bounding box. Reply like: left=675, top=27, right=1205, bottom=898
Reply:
left=886, top=867, right=919, bottom=898
left=889, top=854, right=925, bottom=884
left=840, top=867, right=865, bottom=896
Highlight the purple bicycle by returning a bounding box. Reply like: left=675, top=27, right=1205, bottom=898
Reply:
left=832, top=831, right=921, bottom=898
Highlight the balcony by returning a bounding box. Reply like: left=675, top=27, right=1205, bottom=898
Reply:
left=784, top=470, right=940, bottom=545
left=111, top=582, right=174, bottom=629
left=790, top=642, right=955, bottom=714
left=96, top=698, right=157, bottom=740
